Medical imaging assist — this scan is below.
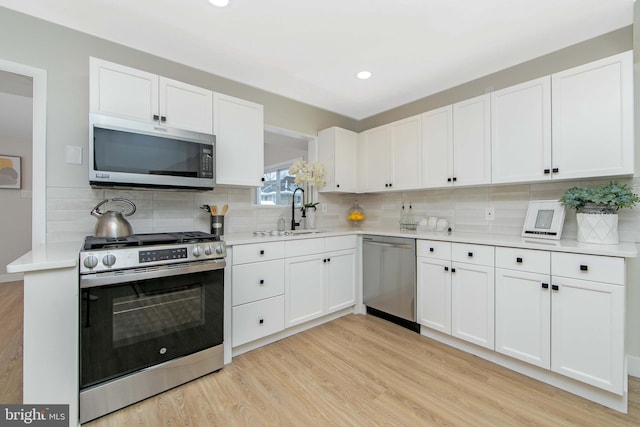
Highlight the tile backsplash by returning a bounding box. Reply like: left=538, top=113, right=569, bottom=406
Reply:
left=47, top=177, right=640, bottom=244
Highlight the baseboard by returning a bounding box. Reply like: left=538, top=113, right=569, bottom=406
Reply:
left=0, top=272, right=23, bottom=283
left=628, top=354, right=640, bottom=378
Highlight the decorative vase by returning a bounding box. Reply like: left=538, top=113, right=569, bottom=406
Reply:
left=348, top=200, right=364, bottom=227
left=576, top=211, right=619, bottom=245
left=305, top=207, right=316, bottom=229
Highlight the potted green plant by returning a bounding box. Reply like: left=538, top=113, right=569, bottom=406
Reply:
left=560, top=181, right=639, bottom=244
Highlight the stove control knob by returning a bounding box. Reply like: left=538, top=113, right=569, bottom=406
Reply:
left=102, top=254, right=116, bottom=267
left=204, top=245, right=213, bottom=256
left=192, top=246, right=203, bottom=257
left=215, top=243, right=224, bottom=255
left=83, top=255, right=99, bottom=269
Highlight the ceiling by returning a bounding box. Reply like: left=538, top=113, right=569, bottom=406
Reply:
left=0, top=0, right=634, bottom=119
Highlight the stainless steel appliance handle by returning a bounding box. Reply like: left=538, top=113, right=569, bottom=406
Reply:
left=80, top=259, right=226, bottom=288
left=363, top=240, right=414, bottom=250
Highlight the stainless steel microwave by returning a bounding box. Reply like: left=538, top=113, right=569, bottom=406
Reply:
left=89, top=114, right=215, bottom=191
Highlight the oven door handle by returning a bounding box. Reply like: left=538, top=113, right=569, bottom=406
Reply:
left=80, top=259, right=226, bottom=288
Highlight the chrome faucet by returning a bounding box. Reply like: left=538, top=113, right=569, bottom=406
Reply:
left=291, top=187, right=305, bottom=230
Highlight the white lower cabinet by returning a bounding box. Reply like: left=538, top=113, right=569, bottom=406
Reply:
left=417, top=241, right=494, bottom=349
left=232, top=296, right=285, bottom=347
left=285, top=254, right=325, bottom=326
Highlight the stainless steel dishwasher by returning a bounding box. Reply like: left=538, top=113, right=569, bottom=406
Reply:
left=362, top=235, right=419, bottom=332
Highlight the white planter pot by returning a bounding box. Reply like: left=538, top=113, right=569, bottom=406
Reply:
left=304, top=209, right=316, bottom=229
left=576, top=212, right=619, bottom=245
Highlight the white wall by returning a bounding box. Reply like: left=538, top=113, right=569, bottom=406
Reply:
left=0, top=91, right=32, bottom=281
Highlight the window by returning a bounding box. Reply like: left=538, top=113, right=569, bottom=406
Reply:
left=257, top=161, right=303, bottom=206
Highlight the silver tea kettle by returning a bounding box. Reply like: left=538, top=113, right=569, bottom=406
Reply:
left=91, top=198, right=136, bottom=238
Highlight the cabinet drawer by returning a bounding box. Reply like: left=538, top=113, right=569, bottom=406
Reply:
left=232, top=295, right=285, bottom=347
left=417, top=240, right=451, bottom=260
left=233, top=242, right=284, bottom=265
left=552, top=252, right=624, bottom=285
left=232, top=260, right=285, bottom=306
left=285, top=237, right=325, bottom=257
left=452, top=243, right=494, bottom=266
left=495, top=247, right=550, bottom=274
left=325, top=235, right=357, bottom=252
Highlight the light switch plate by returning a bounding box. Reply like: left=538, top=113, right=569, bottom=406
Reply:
left=65, top=145, right=82, bottom=165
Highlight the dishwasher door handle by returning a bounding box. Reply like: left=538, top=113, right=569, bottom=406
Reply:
left=363, top=241, right=414, bottom=250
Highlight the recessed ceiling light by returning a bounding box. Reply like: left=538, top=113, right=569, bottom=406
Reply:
left=357, top=71, right=372, bottom=80
left=208, top=0, right=229, bottom=7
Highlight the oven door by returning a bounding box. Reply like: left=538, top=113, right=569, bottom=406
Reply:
left=80, top=260, right=224, bottom=389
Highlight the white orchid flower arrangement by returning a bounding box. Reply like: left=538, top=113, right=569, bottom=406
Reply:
left=288, top=160, right=325, bottom=209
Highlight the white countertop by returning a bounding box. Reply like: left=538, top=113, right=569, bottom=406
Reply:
left=7, top=241, right=80, bottom=273
left=223, top=227, right=638, bottom=258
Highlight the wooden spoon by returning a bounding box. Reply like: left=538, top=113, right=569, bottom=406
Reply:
left=221, top=204, right=229, bottom=216
left=210, top=205, right=218, bottom=216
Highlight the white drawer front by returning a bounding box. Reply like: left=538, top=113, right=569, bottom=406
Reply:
left=233, top=241, right=285, bottom=265
left=232, top=260, right=285, bottom=306
left=495, top=247, right=550, bottom=274
left=285, top=237, right=325, bottom=257
left=325, top=235, right=357, bottom=252
left=232, top=295, right=285, bottom=347
left=417, top=240, right=451, bottom=260
left=552, top=252, right=624, bottom=285
left=452, top=243, right=494, bottom=266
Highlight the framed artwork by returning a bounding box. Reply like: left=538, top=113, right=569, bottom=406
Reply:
left=522, top=200, right=566, bottom=240
left=0, top=155, right=21, bottom=189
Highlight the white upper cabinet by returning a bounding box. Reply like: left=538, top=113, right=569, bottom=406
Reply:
left=491, top=76, right=551, bottom=183
left=551, top=51, right=633, bottom=179
left=318, top=127, right=359, bottom=193
left=453, top=94, right=492, bottom=186
left=213, top=92, right=264, bottom=187
left=422, top=105, right=453, bottom=188
left=90, top=57, right=213, bottom=134
left=360, top=115, right=422, bottom=192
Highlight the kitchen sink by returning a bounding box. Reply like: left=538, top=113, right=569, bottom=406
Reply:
left=252, top=230, right=327, bottom=237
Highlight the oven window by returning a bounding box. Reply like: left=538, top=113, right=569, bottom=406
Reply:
left=112, top=283, right=204, bottom=348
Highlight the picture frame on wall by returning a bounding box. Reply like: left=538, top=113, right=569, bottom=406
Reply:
left=0, top=155, right=21, bottom=189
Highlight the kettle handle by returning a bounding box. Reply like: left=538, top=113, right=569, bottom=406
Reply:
left=91, top=198, right=137, bottom=217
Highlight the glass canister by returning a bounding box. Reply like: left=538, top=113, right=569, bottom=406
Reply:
left=347, top=200, right=365, bottom=226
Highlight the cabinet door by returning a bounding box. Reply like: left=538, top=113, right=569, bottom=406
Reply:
left=453, top=94, right=491, bottom=186
left=214, top=93, right=264, bottom=187
left=421, top=105, right=453, bottom=188
left=491, top=76, right=551, bottom=183
left=159, top=77, right=213, bottom=133
left=495, top=269, right=551, bottom=369
left=325, top=250, right=356, bottom=313
left=390, top=115, right=422, bottom=190
left=551, top=277, right=625, bottom=395
left=232, top=296, right=285, bottom=347
left=89, top=57, right=158, bottom=122
left=285, top=255, right=324, bottom=327
left=451, top=262, right=494, bottom=349
left=551, top=51, right=633, bottom=179
left=360, top=126, right=390, bottom=192
left=417, top=257, right=451, bottom=334
left=318, top=127, right=359, bottom=192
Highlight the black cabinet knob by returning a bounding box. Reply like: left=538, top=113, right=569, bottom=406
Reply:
left=451, top=268, right=456, bottom=273
left=388, top=183, right=392, bottom=187
left=153, top=114, right=160, bottom=121
left=323, top=259, right=327, bottom=263
left=580, top=265, right=588, bottom=271
left=552, top=284, right=559, bottom=291
left=452, top=177, right=457, bottom=182
left=160, top=116, right=167, bottom=122
left=336, top=184, right=340, bottom=188
left=468, top=252, right=473, bottom=257
left=259, top=250, right=265, bottom=255
left=259, top=279, right=264, bottom=284
left=444, top=266, right=449, bottom=272
left=429, top=247, right=434, bottom=252
left=516, top=257, right=523, bottom=263
left=261, top=177, right=265, bottom=182
left=552, top=168, right=559, bottom=173
left=543, top=169, right=550, bottom=174
left=259, top=318, right=264, bottom=324
left=447, top=178, right=452, bottom=182
left=541, top=283, right=549, bottom=289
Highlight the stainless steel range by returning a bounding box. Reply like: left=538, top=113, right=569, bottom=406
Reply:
left=79, top=231, right=226, bottom=424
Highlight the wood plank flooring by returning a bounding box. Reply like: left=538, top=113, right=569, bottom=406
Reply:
left=2, top=280, right=639, bottom=425
left=0, top=280, right=22, bottom=404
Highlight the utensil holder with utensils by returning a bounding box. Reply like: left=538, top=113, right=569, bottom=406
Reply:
left=201, top=204, right=228, bottom=236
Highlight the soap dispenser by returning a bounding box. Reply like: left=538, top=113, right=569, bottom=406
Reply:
left=277, top=215, right=286, bottom=232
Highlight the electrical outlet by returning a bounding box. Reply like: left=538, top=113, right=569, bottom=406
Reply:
left=321, top=203, right=328, bottom=213
left=485, top=207, right=495, bottom=221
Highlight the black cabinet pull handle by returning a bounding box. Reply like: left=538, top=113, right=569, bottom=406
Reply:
left=543, top=169, right=550, bottom=174
left=444, top=266, right=449, bottom=271
left=552, top=284, right=559, bottom=291
left=259, top=318, right=264, bottom=324
left=447, top=178, right=452, bottom=182
left=323, top=258, right=327, bottom=263
left=429, top=247, right=434, bottom=252
left=259, top=279, right=264, bottom=285
left=452, top=177, right=457, bottom=182
left=541, top=283, right=549, bottom=289
left=552, top=168, right=559, bottom=173
left=580, top=265, right=588, bottom=271
left=468, top=252, right=473, bottom=257
left=160, top=116, right=167, bottom=122
left=259, top=250, right=265, bottom=255
left=516, top=257, right=523, bottom=263
left=336, top=184, right=340, bottom=188
left=153, top=114, right=159, bottom=121
left=451, top=268, right=456, bottom=273
left=261, top=177, right=265, bottom=182
left=327, top=258, right=331, bottom=262
left=389, top=183, right=392, bottom=187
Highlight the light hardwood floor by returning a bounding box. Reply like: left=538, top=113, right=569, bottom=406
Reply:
left=0, top=280, right=22, bottom=404
left=2, top=281, right=639, bottom=426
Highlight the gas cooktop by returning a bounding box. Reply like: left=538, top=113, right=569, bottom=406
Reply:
left=82, top=231, right=220, bottom=250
